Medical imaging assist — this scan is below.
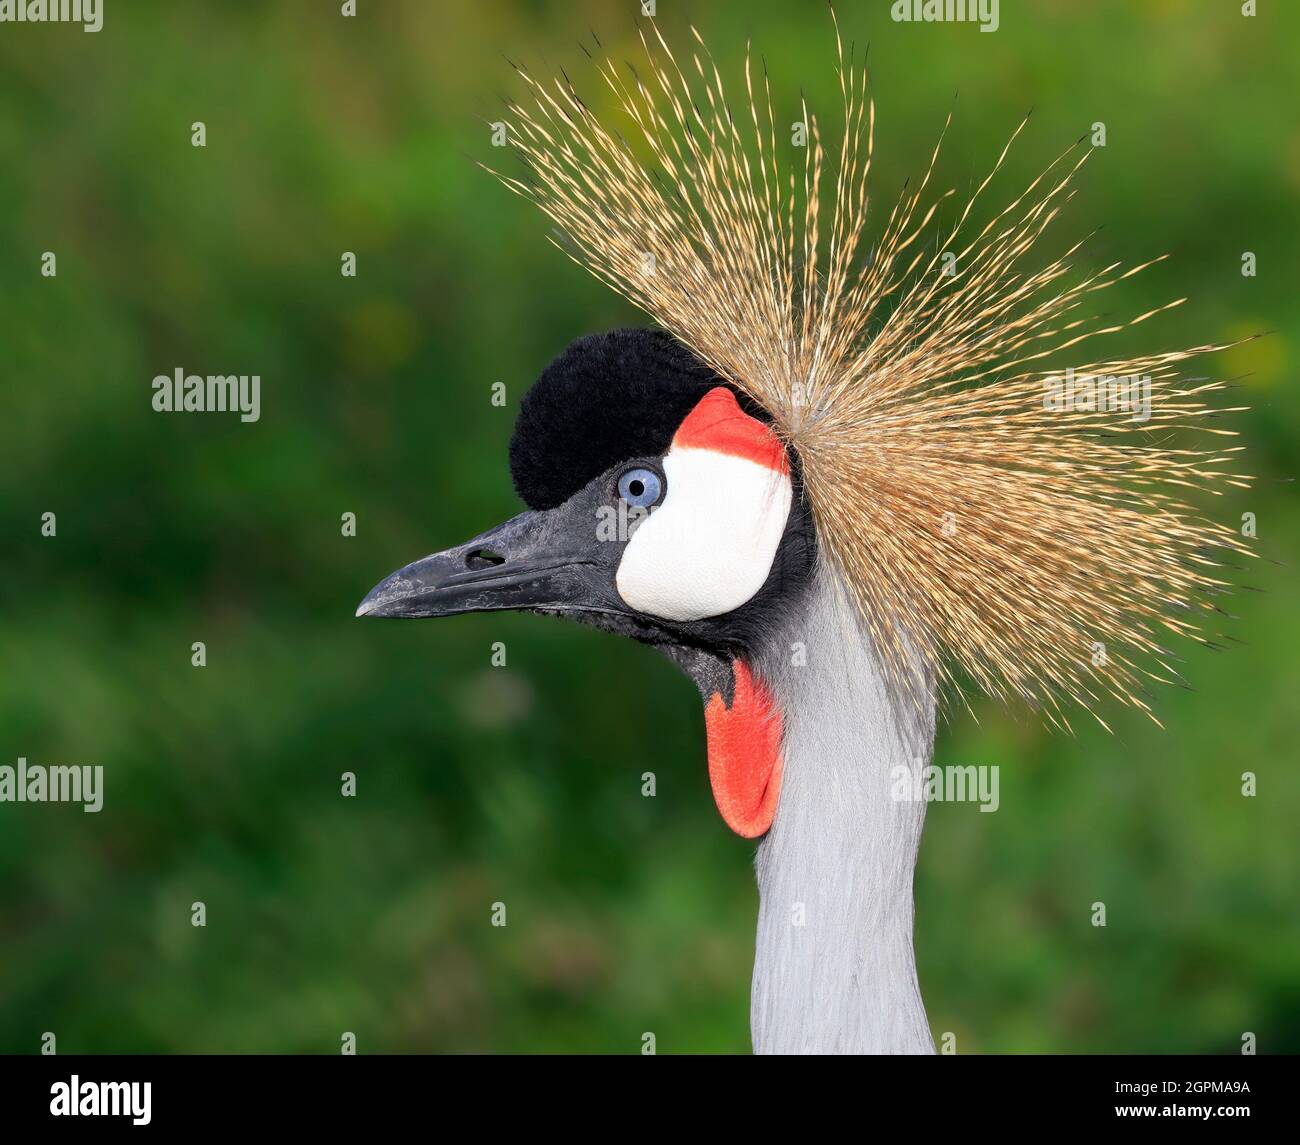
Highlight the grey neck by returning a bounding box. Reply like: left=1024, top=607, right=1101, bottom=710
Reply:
left=751, top=565, right=936, bottom=1054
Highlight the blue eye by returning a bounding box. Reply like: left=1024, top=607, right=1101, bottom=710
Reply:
left=617, top=466, right=663, bottom=508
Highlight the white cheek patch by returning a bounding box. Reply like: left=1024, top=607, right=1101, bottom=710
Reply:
left=615, top=390, right=792, bottom=621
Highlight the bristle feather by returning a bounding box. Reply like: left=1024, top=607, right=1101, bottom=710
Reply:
left=484, top=19, right=1253, bottom=721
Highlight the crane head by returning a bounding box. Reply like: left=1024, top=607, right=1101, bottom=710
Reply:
left=357, top=328, right=814, bottom=837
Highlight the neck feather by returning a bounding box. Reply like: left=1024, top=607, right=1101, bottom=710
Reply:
left=750, top=565, right=936, bottom=1054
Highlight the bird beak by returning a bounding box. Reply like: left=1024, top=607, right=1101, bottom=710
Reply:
left=356, top=507, right=612, bottom=620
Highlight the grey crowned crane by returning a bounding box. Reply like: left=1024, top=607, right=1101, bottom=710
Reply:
left=358, top=21, right=1250, bottom=1053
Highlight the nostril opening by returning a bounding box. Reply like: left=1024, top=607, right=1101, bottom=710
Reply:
left=465, top=547, right=507, bottom=570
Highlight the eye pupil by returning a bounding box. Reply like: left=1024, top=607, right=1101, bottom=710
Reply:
left=629, top=480, right=644, bottom=497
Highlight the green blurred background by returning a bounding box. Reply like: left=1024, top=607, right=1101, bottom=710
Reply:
left=1, top=0, right=1296, bottom=1053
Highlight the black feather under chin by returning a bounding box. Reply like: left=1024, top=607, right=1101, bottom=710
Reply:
left=509, top=327, right=772, bottom=510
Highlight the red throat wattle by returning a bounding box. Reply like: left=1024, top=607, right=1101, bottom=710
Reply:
left=704, top=661, right=784, bottom=838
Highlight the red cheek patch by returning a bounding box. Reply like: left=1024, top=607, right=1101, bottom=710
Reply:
left=704, top=660, right=784, bottom=838
left=673, top=387, right=789, bottom=475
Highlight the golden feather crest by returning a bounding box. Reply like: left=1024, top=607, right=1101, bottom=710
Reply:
left=486, top=16, right=1253, bottom=728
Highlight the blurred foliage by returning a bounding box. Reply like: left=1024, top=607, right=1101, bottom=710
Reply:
left=0, top=0, right=1296, bottom=1053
